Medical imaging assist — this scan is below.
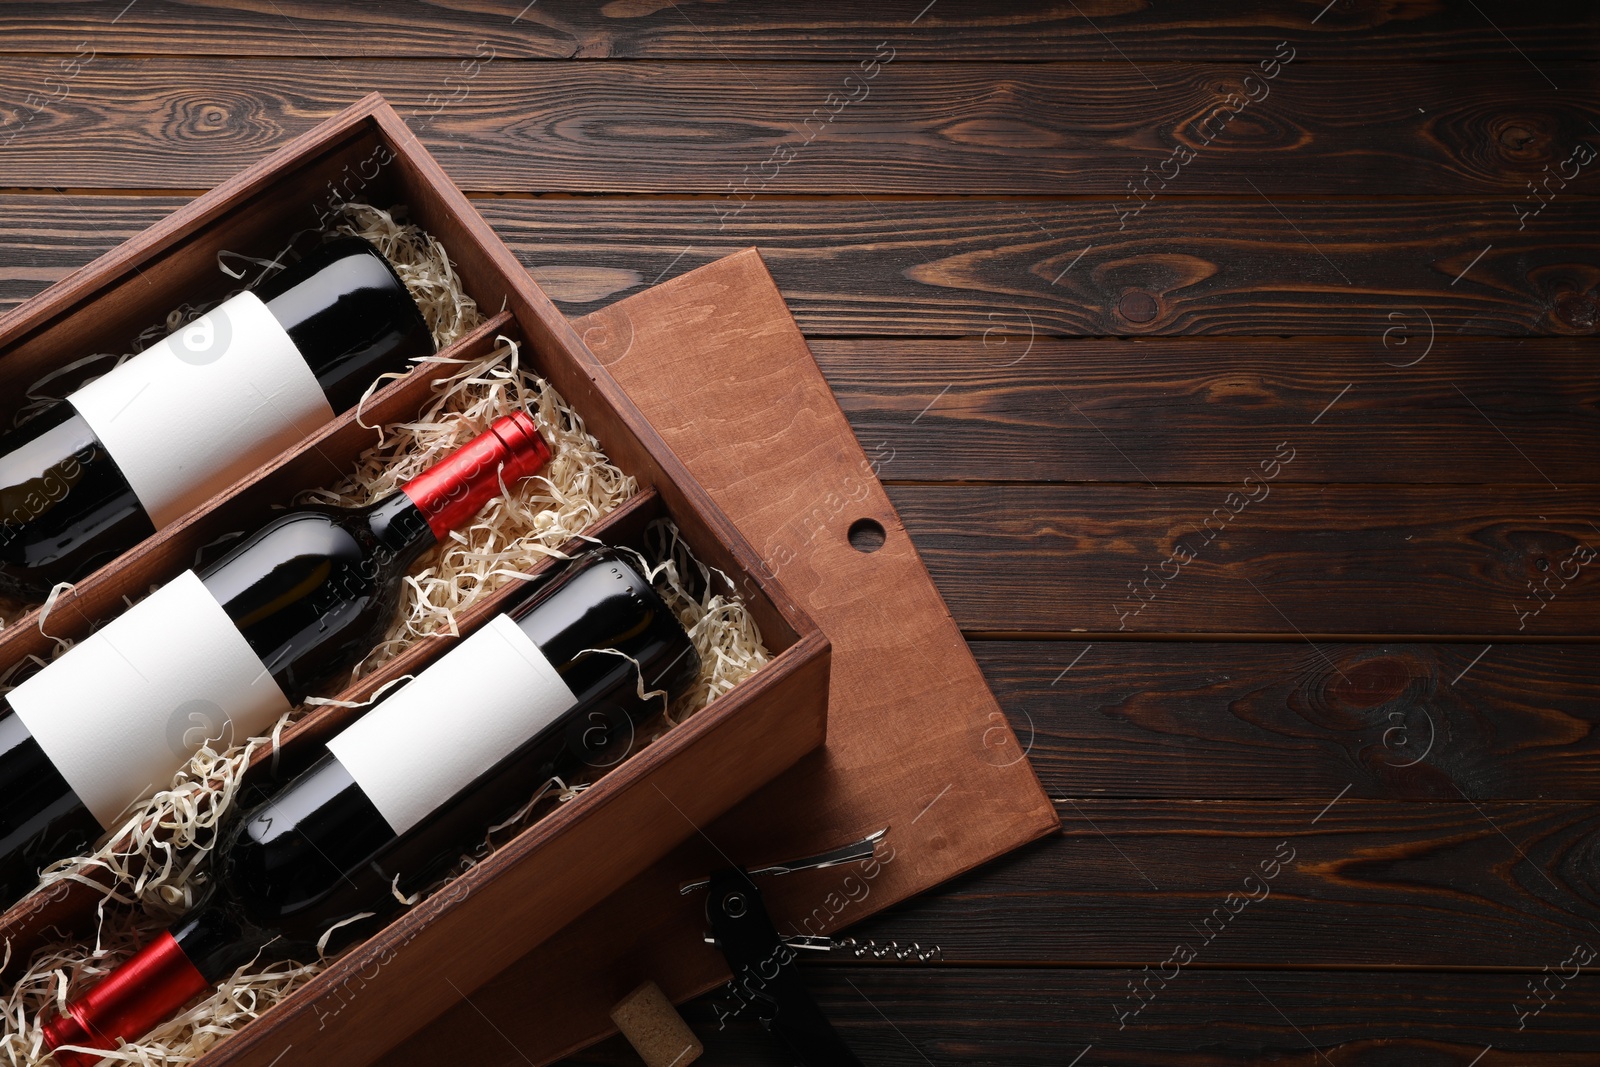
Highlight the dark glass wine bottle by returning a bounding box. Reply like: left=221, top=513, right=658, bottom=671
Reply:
left=42, top=550, right=698, bottom=1067
left=0, top=235, right=435, bottom=601
left=0, top=412, right=551, bottom=907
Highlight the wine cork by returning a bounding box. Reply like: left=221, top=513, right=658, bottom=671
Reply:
left=610, top=981, right=703, bottom=1067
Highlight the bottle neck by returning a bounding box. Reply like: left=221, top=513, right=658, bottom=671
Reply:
left=43, top=931, right=212, bottom=1067
left=363, top=491, right=436, bottom=559
left=397, top=411, right=551, bottom=541
left=42, top=894, right=275, bottom=1066
left=170, top=892, right=270, bottom=981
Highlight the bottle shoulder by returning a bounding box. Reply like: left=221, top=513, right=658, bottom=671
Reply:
left=254, top=236, right=434, bottom=414
left=199, top=508, right=368, bottom=604
left=218, top=755, right=395, bottom=936
left=511, top=550, right=698, bottom=695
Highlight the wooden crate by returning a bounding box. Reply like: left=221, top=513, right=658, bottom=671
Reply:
left=0, top=94, right=830, bottom=1067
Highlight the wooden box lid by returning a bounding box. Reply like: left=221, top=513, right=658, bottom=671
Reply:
left=384, top=248, right=1059, bottom=1064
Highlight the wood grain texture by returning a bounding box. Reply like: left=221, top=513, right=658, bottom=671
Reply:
left=887, top=485, right=1599, bottom=635
left=478, top=197, right=1600, bottom=337
left=814, top=337, right=1600, bottom=484
left=0, top=0, right=1594, bottom=62
left=2, top=192, right=1595, bottom=485
left=392, top=796, right=1600, bottom=1065
left=3, top=195, right=1597, bottom=338
left=0, top=1, right=1594, bottom=1059
left=976, top=642, right=1600, bottom=800
left=830, top=801, right=1600, bottom=968
left=0, top=59, right=1594, bottom=195
left=556, top=967, right=1600, bottom=1066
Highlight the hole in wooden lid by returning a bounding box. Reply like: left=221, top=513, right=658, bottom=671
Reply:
left=848, top=518, right=886, bottom=553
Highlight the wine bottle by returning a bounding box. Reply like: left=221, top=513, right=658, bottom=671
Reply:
left=0, top=235, right=435, bottom=600
left=0, top=412, right=551, bottom=907
left=42, top=550, right=698, bottom=1067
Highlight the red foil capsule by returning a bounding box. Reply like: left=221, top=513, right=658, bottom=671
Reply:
left=399, top=411, right=552, bottom=540
left=43, top=932, right=211, bottom=1067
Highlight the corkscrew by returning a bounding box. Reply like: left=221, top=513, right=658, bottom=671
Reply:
left=678, top=828, right=890, bottom=1067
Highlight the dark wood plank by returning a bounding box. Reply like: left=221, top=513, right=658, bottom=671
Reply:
left=3, top=196, right=1597, bottom=339
left=0, top=59, right=1594, bottom=195
left=2, top=204, right=1593, bottom=485
left=828, top=802, right=1600, bottom=968
left=0, top=195, right=178, bottom=313
left=551, top=967, right=1600, bottom=1066
left=977, top=642, right=1600, bottom=799
left=3, top=1, right=1595, bottom=63
left=886, top=485, right=1598, bottom=635
left=815, top=337, right=1600, bottom=485
left=477, top=197, right=1600, bottom=337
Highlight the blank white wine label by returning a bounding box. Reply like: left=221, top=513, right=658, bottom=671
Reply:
left=69, top=290, right=335, bottom=529
left=9, top=570, right=293, bottom=829
left=328, top=614, right=579, bottom=836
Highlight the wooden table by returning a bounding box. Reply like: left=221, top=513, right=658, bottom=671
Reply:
left=1, top=4, right=1596, bottom=1063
